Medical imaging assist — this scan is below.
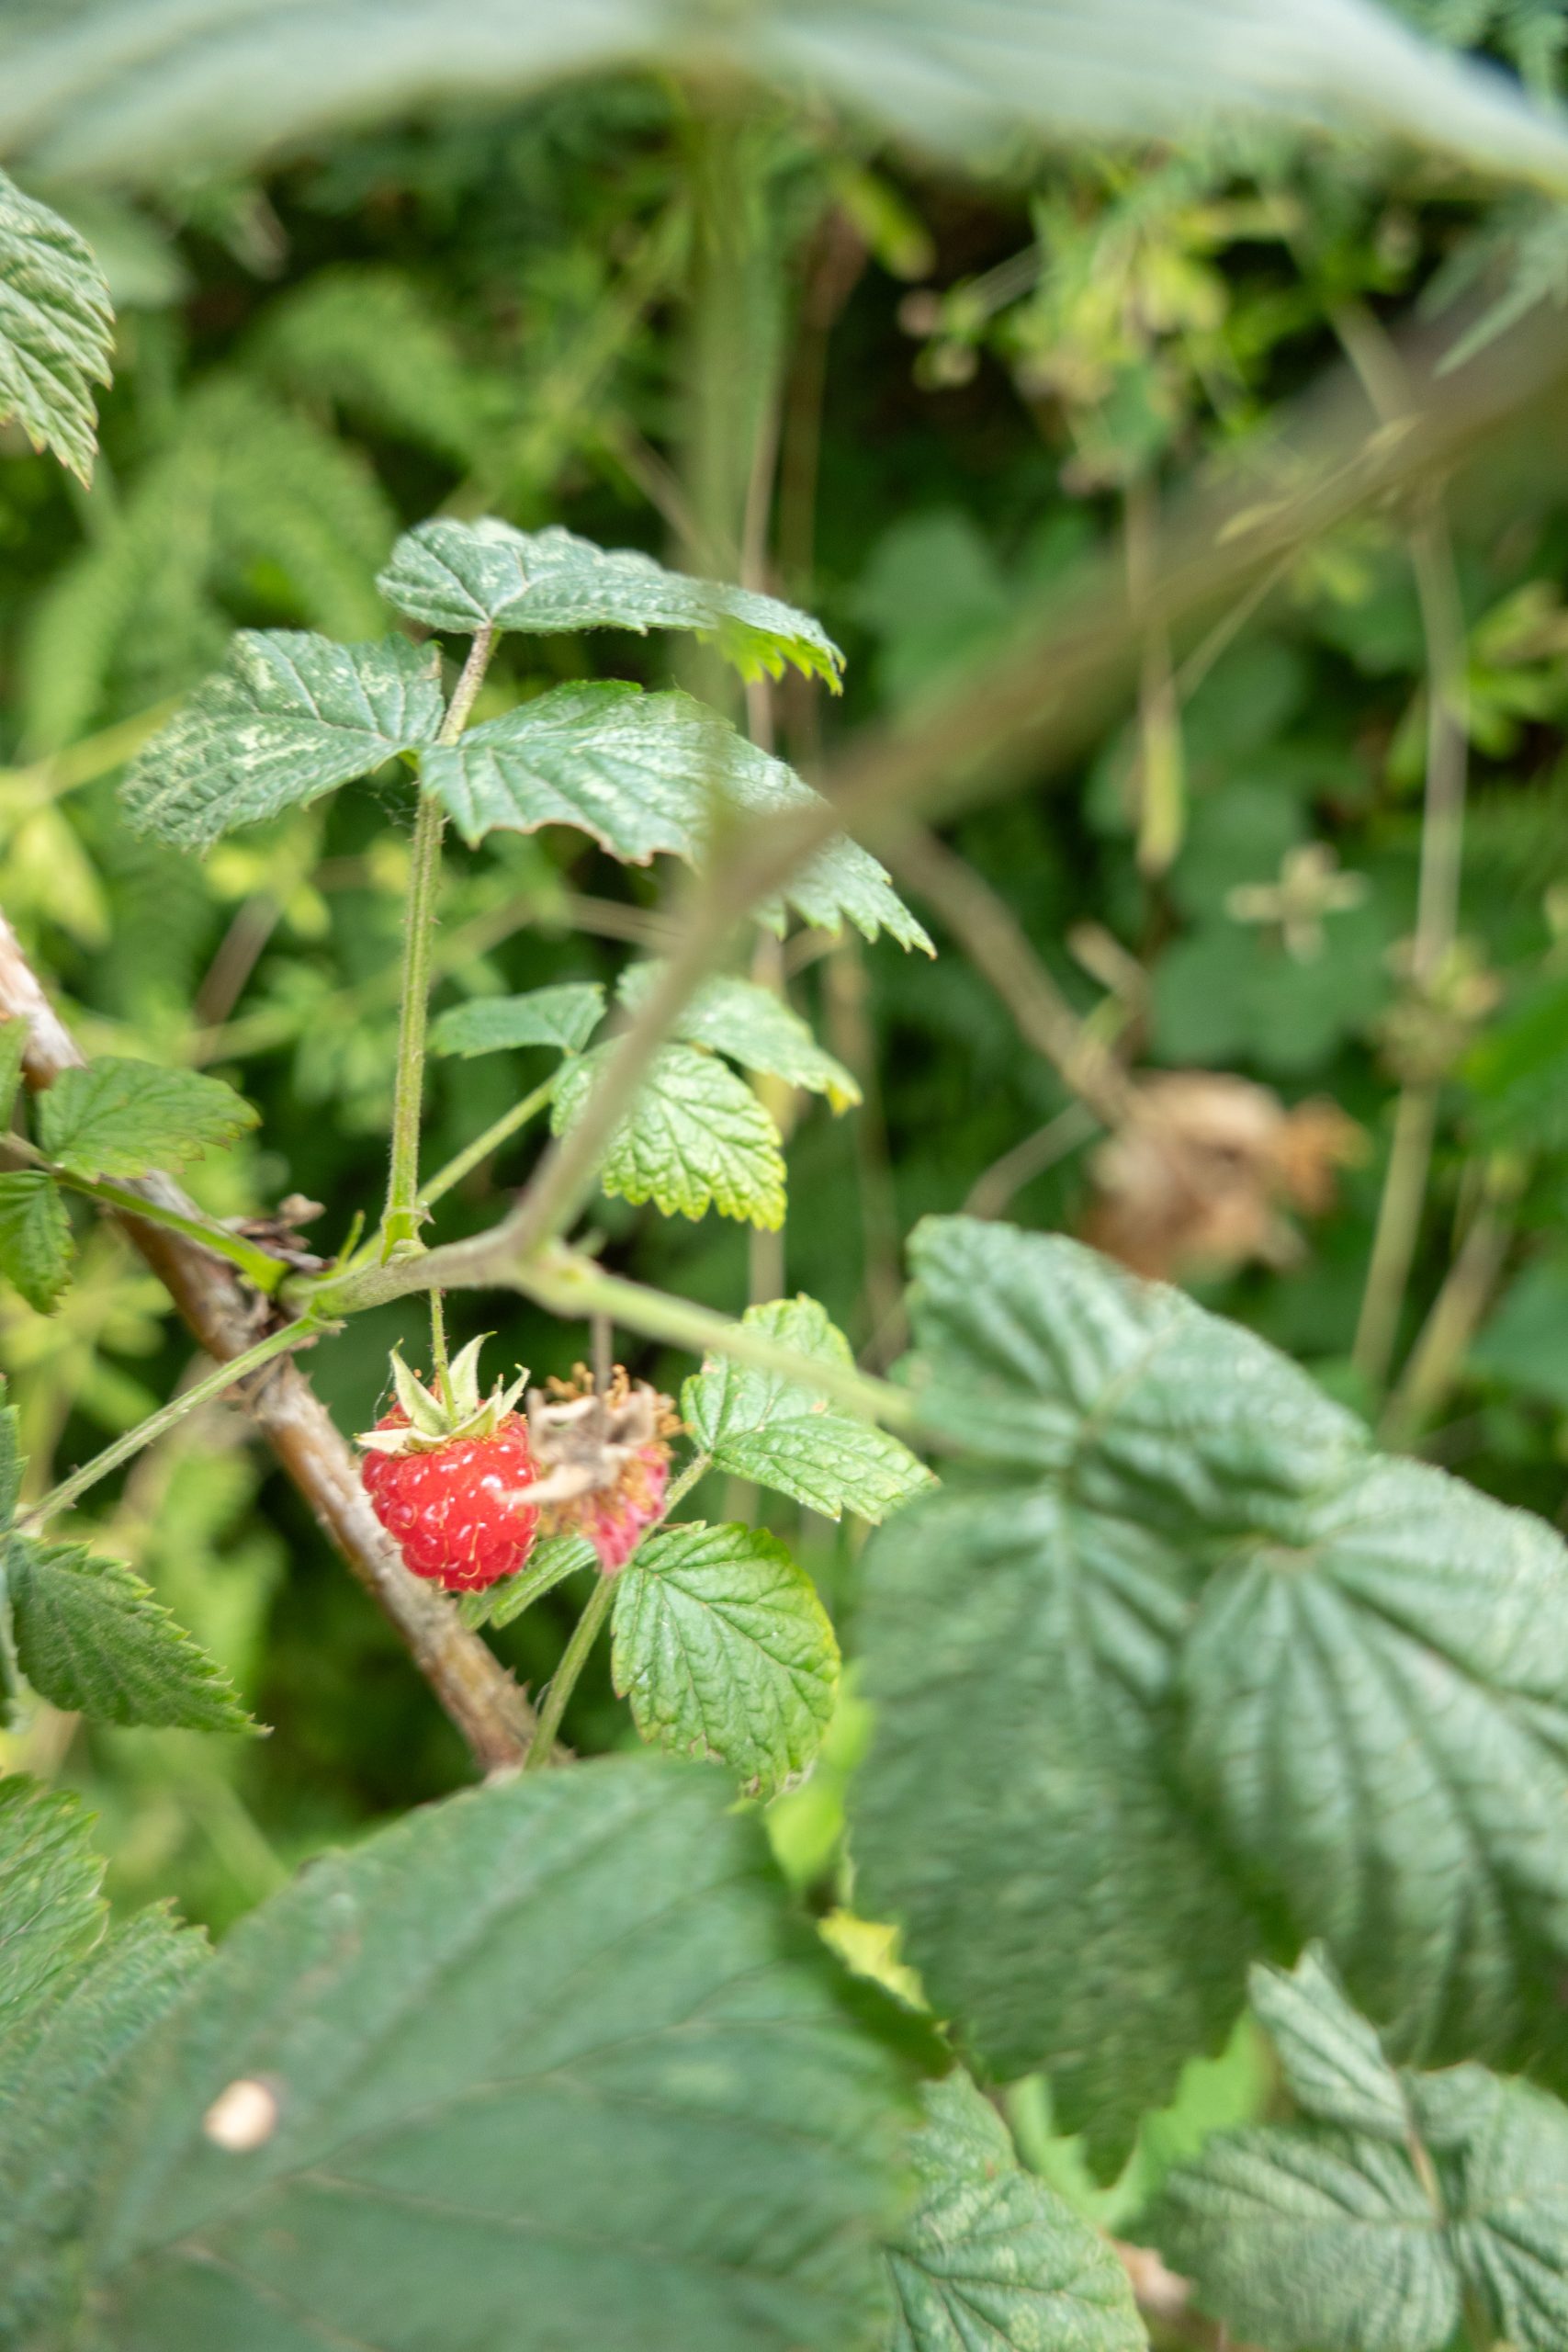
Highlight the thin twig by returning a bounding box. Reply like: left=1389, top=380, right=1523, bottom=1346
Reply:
left=890, top=828, right=1133, bottom=1125
left=0, top=907, right=537, bottom=1775
left=1380, top=1157, right=1521, bottom=1448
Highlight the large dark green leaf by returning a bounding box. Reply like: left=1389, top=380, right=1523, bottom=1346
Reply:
left=851, top=1484, right=1257, bottom=2167
left=885, top=2071, right=1145, bottom=2352
left=0, top=1779, right=204, bottom=2349
left=381, top=518, right=843, bottom=685
left=86, top=1757, right=920, bottom=2352
left=0, top=164, right=112, bottom=481
left=901, top=1216, right=1368, bottom=1540
left=120, top=628, right=444, bottom=849
left=1181, top=1453, right=1568, bottom=2075
left=6, top=1, right=1568, bottom=195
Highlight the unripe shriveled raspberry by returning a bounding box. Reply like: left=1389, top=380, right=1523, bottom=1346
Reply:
left=525, top=1365, right=680, bottom=1576
left=356, top=1340, right=538, bottom=1591
left=573, top=1438, right=671, bottom=1573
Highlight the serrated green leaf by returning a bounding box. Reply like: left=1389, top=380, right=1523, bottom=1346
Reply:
left=417, top=680, right=930, bottom=949
left=430, top=980, right=605, bottom=1059
left=851, top=1484, right=1258, bottom=2167
left=85, top=1757, right=918, bottom=2352
left=1154, top=2123, right=1456, bottom=2352
left=903, top=1216, right=1369, bottom=1540
left=682, top=1296, right=931, bottom=1521
left=6, top=1535, right=254, bottom=1731
left=1155, top=1966, right=1568, bottom=2352
left=380, top=517, right=844, bottom=687
left=552, top=1041, right=786, bottom=1227
left=620, top=965, right=862, bottom=1108
left=0, top=165, right=113, bottom=482
left=1182, top=1453, right=1568, bottom=2079
left=1417, top=2070, right=1568, bottom=2350
left=1248, top=1949, right=1413, bottom=2143
left=612, top=1522, right=839, bottom=1798
left=0, top=1778, right=204, bottom=2349
left=37, top=1056, right=256, bottom=1178
left=0, top=1014, right=28, bottom=1123
left=885, top=2072, right=1145, bottom=2352
left=120, top=628, right=445, bottom=850
left=0, top=1169, right=73, bottom=1311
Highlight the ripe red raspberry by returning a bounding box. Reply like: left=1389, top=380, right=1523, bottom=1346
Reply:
left=362, top=1409, right=539, bottom=1590
left=356, top=1339, right=538, bottom=1591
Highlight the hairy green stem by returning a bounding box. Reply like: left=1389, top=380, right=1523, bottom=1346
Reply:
left=524, top=1572, right=614, bottom=1770
left=299, top=1238, right=920, bottom=1435
left=20, top=1317, right=319, bottom=1532
left=381, top=624, right=496, bottom=1259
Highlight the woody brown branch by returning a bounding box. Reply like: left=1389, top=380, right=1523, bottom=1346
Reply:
left=0, top=907, right=536, bottom=1776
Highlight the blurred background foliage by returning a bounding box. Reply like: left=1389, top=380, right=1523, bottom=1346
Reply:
left=6, top=7, right=1568, bottom=2218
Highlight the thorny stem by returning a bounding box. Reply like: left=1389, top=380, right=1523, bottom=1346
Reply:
left=521, top=1451, right=710, bottom=1772
left=20, top=1317, right=319, bottom=1532
left=381, top=624, right=495, bottom=1259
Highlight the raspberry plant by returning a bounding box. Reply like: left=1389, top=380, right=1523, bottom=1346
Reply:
left=7, top=17, right=1568, bottom=2352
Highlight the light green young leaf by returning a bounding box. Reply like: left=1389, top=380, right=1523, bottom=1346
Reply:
left=418, top=679, right=930, bottom=949
left=0, top=1778, right=204, bottom=2352
left=619, top=965, right=862, bottom=1108
left=6, top=1535, right=254, bottom=1732
left=885, top=2072, right=1145, bottom=2352
left=1417, top=2068, right=1568, bottom=2351
left=37, top=1056, right=256, bottom=1177
left=0, top=1170, right=73, bottom=1311
left=380, top=517, right=844, bottom=687
left=85, top=1758, right=918, bottom=2352
left=682, top=1296, right=931, bottom=1522
left=458, top=1530, right=599, bottom=1631
left=851, top=1484, right=1257, bottom=2167
left=612, top=1522, right=839, bottom=1798
left=552, top=1041, right=786, bottom=1228
left=0, top=1015, right=28, bottom=1123
left=1182, top=1451, right=1568, bottom=2080
left=430, top=980, right=605, bottom=1059
left=0, top=166, right=113, bottom=482
left=902, top=1216, right=1369, bottom=1539
left=119, top=628, right=445, bottom=850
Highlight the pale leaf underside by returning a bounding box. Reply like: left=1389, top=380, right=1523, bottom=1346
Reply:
left=0, top=164, right=113, bottom=482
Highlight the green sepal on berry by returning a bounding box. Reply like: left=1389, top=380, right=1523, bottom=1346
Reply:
left=356, top=1336, right=527, bottom=1456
